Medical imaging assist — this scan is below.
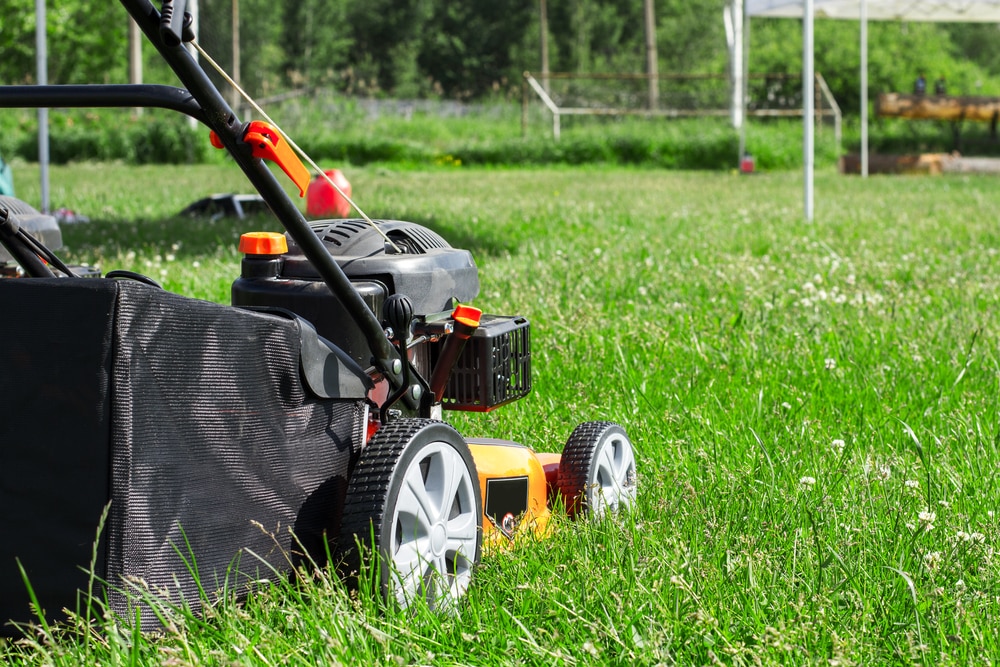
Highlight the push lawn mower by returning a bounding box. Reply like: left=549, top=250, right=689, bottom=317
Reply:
left=0, top=0, right=637, bottom=633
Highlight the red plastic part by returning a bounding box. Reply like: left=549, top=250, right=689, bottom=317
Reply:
left=238, top=231, right=288, bottom=255
left=306, top=169, right=353, bottom=218
left=243, top=121, right=311, bottom=197
left=209, top=124, right=311, bottom=197
left=452, top=304, right=482, bottom=330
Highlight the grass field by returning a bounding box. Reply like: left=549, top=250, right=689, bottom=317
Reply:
left=5, top=161, right=1000, bottom=665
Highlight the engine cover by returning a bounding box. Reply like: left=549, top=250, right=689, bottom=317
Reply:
left=283, top=219, right=479, bottom=315
left=232, top=219, right=480, bottom=367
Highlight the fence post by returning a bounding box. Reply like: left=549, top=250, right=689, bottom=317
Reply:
left=522, top=80, right=528, bottom=138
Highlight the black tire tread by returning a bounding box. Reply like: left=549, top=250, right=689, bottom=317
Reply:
left=335, top=418, right=480, bottom=601
left=556, top=421, right=624, bottom=518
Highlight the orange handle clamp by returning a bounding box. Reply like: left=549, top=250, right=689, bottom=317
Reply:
left=210, top=121, right=311, bottom=197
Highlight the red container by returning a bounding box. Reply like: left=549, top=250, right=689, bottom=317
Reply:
left=739, top=154, right=755, bottom=174
left=306, top=169, right=352, bottom=218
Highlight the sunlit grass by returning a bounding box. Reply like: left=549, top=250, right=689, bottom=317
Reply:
left=5, top=162, right=1000, bottom=664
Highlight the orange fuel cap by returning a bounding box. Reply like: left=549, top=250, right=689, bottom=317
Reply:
left=239, top=231, right=288, bottom=255
left=452, top=304, right=482, bottom=328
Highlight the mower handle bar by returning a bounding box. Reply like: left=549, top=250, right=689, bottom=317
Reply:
left=0, top=0, right=406, bottom=391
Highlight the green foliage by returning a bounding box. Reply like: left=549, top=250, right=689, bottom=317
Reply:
left=6, top=109, right=208, bottom=165
left=8, top=0, right=1000, bottom=115
left=0, top=0, right=126, bottom=85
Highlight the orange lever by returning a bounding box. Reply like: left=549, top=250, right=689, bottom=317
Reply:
left=209, top=122, right=311, bottom=197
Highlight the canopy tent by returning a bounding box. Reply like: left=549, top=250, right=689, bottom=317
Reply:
left=739, top=0, right=1000, bottom=220
left=749, top=0, right=1000, bottom=20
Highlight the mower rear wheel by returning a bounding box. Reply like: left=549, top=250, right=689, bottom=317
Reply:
left=336, top=419, right=482, bottom=610
left=557, top=421, right=637, bottom=518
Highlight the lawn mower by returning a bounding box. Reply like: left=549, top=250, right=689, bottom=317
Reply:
left=0, top=0, right=637, bottom=633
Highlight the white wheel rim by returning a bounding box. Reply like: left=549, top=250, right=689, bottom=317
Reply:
left=589, top=431, right=637, bottom=516
left=389, top=440, right=479, bottom=608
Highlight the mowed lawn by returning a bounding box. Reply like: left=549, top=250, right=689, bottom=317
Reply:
left=7, top=161, right=1000, bottom=665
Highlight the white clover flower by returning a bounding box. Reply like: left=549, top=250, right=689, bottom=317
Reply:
left=956, top=579, right=967, bottom=592
left=923, top=551, right=943, bottom=572
left=782, top=402, right=792, bottom=410
left=831, top=438, right=846, bottom=454
left=802, top=281, right=816, bottom=293
left=825, top=358, right=837, bottom=370
left=799, top=476, right=817, bottom=488
left=875, top=465, right=891, bottom=481
left=905, top=480, right=919, bottom=489
left=939, top=500, right=951, bottom=509
left=918, top=510, right=936, bottom=530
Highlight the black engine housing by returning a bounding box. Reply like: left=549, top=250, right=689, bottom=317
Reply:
left=232, top=219, right=479, bottom=368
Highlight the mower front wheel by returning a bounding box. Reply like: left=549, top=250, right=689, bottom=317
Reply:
left=557, top=421, right=637, bottom=518
left=336, top=419, right=482, bottom=610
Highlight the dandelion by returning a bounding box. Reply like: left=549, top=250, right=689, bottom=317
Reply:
left=824, top=357, right=837, bottom=370
left=800, top=476, right=816, bottom=488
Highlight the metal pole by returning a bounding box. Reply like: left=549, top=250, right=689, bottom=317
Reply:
left=540, top=0, right=550, bottom=94
left=35, top=0, right=49, bottom=214
left=803, top=0, right=814, bottom=221
left=644, top=0, right=659, bottom=110
left=232, top=0, right=241, bottom=111
left=860, top=0, right=869, bottom=177
left=738, top=3, right=750, bottom=163
left=730, top=0, right=744, bottom=130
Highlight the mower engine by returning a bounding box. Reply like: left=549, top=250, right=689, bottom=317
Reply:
left=231, top=218, right=531, bottom=414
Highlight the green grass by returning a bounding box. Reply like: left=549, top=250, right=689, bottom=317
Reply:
left=5, top=161, right=1000, bottom=664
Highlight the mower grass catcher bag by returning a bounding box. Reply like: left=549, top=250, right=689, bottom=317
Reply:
left=0, top=278, right=367, bottom=634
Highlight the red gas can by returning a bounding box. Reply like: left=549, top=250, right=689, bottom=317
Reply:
left=306, top=169, right=352, bottom=218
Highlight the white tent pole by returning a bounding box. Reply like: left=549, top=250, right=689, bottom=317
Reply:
left=731, top=0, right=744, bottom=130
left=861, top=0, right=869, bottom=177
left=740, top=8, right=750, bottom=162
left=35, top=0, right=50, bottom=214
left=803, top=0, right=814, bottom=221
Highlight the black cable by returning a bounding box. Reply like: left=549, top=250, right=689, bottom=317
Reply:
left=16, top=229, right=77, bottom=277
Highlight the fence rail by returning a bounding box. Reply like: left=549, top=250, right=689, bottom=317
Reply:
left=522, top=71, right=841, bottom=146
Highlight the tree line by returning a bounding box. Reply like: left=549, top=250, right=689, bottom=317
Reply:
left=2, top=0, right=1000, bottom=115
